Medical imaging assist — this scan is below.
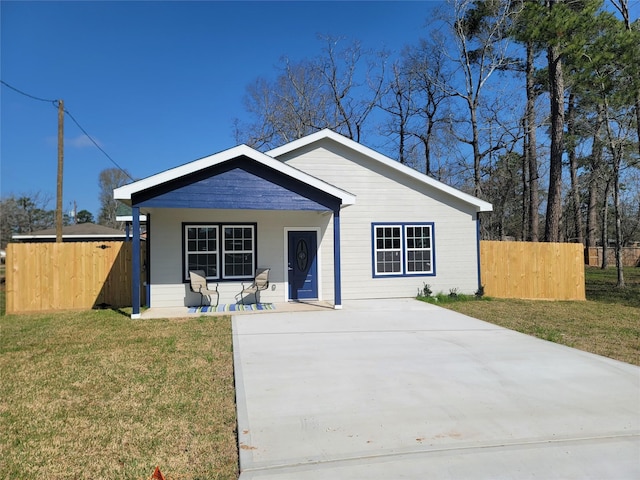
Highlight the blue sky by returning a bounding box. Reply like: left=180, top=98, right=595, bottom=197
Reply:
left=1, top=0, right=440, bottom=219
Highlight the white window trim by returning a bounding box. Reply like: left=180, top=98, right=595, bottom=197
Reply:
left=221, top=224, right=256, bottom=280
left=373, top=224, right=403, bottom=277
left=404, top=224, right=434, bottom=275
left=184, top=225, right=220, bottom=281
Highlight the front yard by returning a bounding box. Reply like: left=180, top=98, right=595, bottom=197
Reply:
left=0, top=266, right=637, bottom=478
left=441, top=267, right=640, bottom=366
left=0, top=309, right=237, bottom=479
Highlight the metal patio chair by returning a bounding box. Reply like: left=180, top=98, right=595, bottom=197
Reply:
left=236, top=268, right=270, bottom=305
left=189, top=270, right=219, bottom=307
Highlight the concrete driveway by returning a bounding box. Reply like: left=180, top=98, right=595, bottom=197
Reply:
left=232, top=299, right=640, bottom=479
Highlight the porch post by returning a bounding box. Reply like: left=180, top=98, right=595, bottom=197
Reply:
left=145, top=213, right=151, bottom=308
left=333, top=208, right=342, bottom=309
left=131, top=206, right=141, bottom=319
left=476, top=212, right=483, bottom=294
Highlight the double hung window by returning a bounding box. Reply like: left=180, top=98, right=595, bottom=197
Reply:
left=184, top=224, right=255, bottom=280
left=372, top=223, right=434, bottom=277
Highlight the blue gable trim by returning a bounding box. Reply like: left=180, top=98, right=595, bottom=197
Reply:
left=132, top=156, right=340, bottom=211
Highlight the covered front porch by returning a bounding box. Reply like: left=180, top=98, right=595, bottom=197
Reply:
left=114, top=145, right=356, bottom=318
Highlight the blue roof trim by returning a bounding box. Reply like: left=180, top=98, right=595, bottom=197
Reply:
left=132, top=156, right=341, bottom=211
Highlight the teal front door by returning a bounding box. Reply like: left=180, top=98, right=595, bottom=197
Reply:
left=288, top=231, right=318, bottom=300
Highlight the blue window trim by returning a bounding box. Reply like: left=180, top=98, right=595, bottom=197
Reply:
left=371, top=222, right=436, bottom=278
left=182, top=222, right=258, bottom=282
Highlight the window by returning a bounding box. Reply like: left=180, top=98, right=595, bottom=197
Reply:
left=374, top=225, right=402, bottom=274
left=405, top=225, right=432, bottom=273
left=184, top=223, right=256, bottom=281
left=185, top=226, right=218, bottom=279
left=223, top=226, right=255, bottom=279
left=372, top=223, right=434, bottom=277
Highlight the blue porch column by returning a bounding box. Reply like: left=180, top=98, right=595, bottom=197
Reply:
left=131, top=206, right=141, bottom=319
left=476, top=212, right=483, bottom=294
left=333, top=208, right=342, bottom=309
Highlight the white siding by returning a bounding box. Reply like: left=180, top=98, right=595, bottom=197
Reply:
left=146, top=208, right=332, bottom=307
left=279, top=140, right=481, bottom=299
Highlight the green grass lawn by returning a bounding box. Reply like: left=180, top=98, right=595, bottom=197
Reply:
left=0, top=309, right=237, bottom=479
left=437, top=267, right=640, bottom=366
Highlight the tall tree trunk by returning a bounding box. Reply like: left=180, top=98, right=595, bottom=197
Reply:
left=612, top=162, right=625, bottom=287
left=544, top=33, right=564, bottom=242
left=522, top=123, right=529, bottom=241
left=471, top=103, right=482, bottom=198
left=601, top=180, right=610, bottom=269
left=602, top=97, right=625, bottom=287
left=526, top=41, right=539, bottom=242
left=566, top=93, right=584, bottom=244
left=586, top=176, right=599, bottom=249
left=424, top=119, right=434, bottom=176
left=586, top=105, right=605, bottom=249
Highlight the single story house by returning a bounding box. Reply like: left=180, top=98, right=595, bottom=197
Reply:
left=11, top=222, right=127, bottom=243
left=114, top=129, right=492, bottom=318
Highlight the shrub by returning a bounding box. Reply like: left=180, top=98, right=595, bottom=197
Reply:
left=418, top=283, right=433, bottom=298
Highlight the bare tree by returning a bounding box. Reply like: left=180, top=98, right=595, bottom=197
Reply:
left=0, top=192, right=54, bottom=247
left=235, top=36, right=386, bottom=149
left=403, top=39, right=451, bottom=175
left=378, top=40, right=450, bottom=171
left=98, top=168, right=131, bottom=229
left=378, top=61, right=413, bottom=165
left=434, top=0, right=521, bottom=197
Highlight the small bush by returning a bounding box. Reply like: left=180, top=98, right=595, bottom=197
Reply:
left=417, top=283, right=432, bottom=298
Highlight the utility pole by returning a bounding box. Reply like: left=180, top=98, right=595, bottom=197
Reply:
left=56, top=100, right=64, bottom=243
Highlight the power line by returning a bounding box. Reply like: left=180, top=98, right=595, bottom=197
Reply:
left=1, top=80, right=135, bottom=181
left=63, top=109, right=134, bottom=181
left=0, top=80, right=57, bottom=105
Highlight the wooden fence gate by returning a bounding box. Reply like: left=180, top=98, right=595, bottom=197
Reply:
left=480, top=241, right=586, bottom=301
left=5, top=241, right=145, bottom=314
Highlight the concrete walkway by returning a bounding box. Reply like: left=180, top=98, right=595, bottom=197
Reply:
left=233, top=299, right=640, bottom=479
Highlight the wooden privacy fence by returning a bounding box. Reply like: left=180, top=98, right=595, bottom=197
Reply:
left=6, top=241, right=144, bottom=314
left=584, top=246, right=640, bottom=267
left=480, top=241, right=586, bottom=301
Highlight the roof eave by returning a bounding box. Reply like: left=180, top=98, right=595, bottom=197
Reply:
left=113, top=143, right=356, bottom=207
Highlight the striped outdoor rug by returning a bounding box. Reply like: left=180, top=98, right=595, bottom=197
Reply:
left=188, top=303, right=276, bottom=313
